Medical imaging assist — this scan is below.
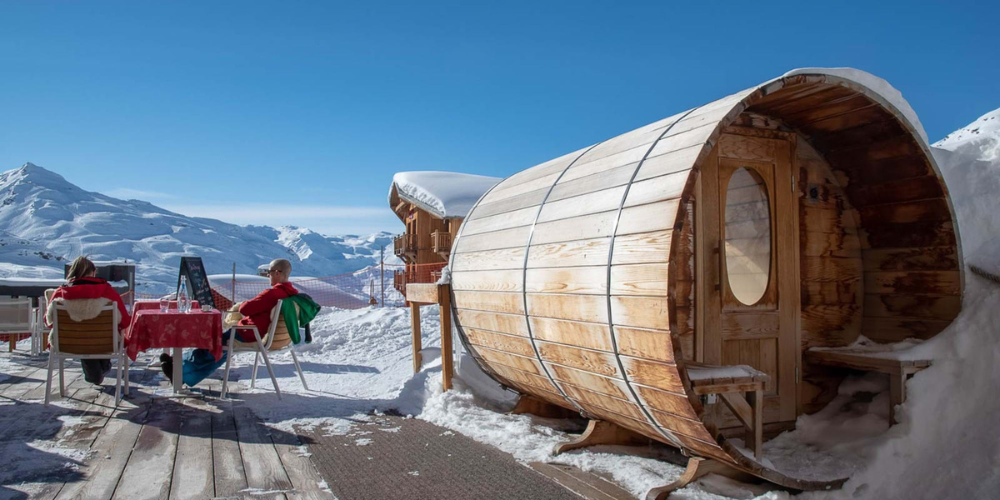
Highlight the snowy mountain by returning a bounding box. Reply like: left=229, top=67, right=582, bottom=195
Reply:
left=0, top=163, right=399, bottom=292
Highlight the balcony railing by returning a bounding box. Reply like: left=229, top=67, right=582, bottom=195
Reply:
left=394, top=262, right=449, bottom=298
left=393, top=234, right=417, bottom=259
left=432, top=230, right=452, bottom=256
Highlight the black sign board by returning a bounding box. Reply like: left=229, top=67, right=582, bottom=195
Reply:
left=177, top=257, right=215, bottom=308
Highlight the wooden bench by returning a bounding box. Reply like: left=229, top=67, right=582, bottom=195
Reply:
left=805, top=349, right=931, bottom=423
left=686, top=362, right=768, bottom=460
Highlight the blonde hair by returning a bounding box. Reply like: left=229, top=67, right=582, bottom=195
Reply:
left=66, top=256, right=96, bottom=281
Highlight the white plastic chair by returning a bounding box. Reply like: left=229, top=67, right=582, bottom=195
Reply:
left=45, top=302, right=129, bottom=405
left=220, top=299, right=310, bottom=399
left=31, top=289, right=57, bottom=356
left=0, top=297, right=35, bottom=353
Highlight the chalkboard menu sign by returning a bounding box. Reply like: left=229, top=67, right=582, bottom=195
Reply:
left=177, top=257, right=215, bottom=309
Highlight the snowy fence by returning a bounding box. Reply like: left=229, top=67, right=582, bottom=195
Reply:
left=135, top=262, right=450, bottom=310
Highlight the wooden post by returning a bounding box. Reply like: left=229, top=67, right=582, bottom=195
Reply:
left=439, top=284, right=453, bottom=391
left=746, top=389, right=763, bottom=460
left=410, top=302, right=422, bottom=373
left=889, top=368, right=904, bottom=424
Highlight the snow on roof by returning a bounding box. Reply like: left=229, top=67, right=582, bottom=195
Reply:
left=0, top=277, right=66, bottom=287
left=389, top=171, right=501, bottom=219
left=783, top=68, right=929, bottom=144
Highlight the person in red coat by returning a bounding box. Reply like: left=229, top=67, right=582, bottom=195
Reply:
left=162, top=258, right=299, bottom=387
left=48, top=256, right=132, bottom=384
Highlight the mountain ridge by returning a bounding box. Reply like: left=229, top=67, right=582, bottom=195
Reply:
left=0, top=162, right=399, bottom=292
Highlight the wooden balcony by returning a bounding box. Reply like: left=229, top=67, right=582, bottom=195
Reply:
left=393, top=234, right=417, bottom=260
left=393, top=270, right=406, bottom=294
left=432, top=230, right=452, bottom=257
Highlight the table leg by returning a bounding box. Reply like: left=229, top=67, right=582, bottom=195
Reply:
left=173, top=347, right=184, bottom=393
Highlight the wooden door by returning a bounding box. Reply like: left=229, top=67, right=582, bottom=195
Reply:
left=701, top=132, right=799, bottom=423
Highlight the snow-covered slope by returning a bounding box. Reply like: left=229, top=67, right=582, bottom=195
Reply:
left=935, top=108, right=1000, bottom=160
left=0, top=163, right=397, bottom=292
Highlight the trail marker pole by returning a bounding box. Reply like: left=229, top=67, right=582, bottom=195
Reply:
left=380, top=246, right=385, bottom=307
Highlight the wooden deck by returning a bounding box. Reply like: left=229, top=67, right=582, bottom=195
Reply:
left=0, top=353, right=332, bottom=500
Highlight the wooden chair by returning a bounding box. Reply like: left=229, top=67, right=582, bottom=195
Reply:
left=45, top=303, right=129, bottom=405
left=220, top=299, right=310, bottom=399
left=0, top=296, right=35, bottom=353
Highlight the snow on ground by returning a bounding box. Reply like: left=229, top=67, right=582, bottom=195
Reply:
left=236, top=305, right=748, bottom=500
left=230, top=306, right=446, bottom=435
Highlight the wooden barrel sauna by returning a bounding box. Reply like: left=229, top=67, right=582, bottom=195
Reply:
left=448, top=70, right=962, bottom=487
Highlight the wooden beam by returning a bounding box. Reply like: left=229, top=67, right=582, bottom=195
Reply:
left=410, top=302, right=422, bottom=374
left=553, top=420, right=650, bottom=455
left=405, top=283, right=440, bottom=304
left=719, top=392, right=753, bottom=429
left=889, top=367, right=904, bottom=424
left=746, top=390, right=763, bottom=460
left=644, top=457, right=752, bottom=500
left=509, top=395, right=580, bottom=419
left=439, top=284, right=453, bottom=391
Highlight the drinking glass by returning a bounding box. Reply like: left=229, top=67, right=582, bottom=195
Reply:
left=159, top=297, right=170, bottom=313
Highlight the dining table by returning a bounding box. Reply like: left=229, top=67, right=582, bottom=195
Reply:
left=126, top=301, right=222, bottom=394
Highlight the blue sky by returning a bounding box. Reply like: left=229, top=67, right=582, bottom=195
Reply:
left=1, top=1, right=996, bottom=235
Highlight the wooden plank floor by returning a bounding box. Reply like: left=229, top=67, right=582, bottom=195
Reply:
left=0, top=353, right=333, bottom=500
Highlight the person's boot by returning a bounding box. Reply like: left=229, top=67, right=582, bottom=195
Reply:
left=82, top=360, right=105, bottom=385
left=160, top=353, right=174, bottom=383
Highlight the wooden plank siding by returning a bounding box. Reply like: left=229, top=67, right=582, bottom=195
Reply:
left=449, top=72, right=960, bottom=489
left=796, top=139, right=864, bottom=350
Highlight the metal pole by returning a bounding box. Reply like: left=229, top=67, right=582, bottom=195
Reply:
left=231, top=262, right=236, bottom=306
left=380, top=246, right=385, bottom=308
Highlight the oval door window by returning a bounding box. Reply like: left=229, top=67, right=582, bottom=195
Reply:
left=724, top=167, right=771, bottom=305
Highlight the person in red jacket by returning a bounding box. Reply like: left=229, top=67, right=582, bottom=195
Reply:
left=48, top=256, right=132, bottom=385
left=162, top=258, right=299, bottom=387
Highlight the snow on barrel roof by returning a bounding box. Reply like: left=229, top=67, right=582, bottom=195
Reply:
left=388, top=171, right=501, bottom=220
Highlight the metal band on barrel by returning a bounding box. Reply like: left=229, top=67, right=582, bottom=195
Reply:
left=449, top=179, right=515, bottom=390
left=604, top=107, right=702, bottom=449
left=521, top=143, right=604, bottom=415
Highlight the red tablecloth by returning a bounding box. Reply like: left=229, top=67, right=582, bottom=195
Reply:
left=133, top=300, right=201, bottom=312
left=126, top=309, right=223, bottom=362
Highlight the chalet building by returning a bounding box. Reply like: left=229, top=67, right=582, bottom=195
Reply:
left=387, top=171, right=500, bottom=295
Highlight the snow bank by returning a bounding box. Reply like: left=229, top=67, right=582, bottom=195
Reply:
left=389, top=171, right=501, bottom=219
